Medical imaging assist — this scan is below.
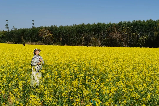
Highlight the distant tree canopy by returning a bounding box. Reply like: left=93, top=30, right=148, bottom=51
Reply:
left=0, top=30, right=7, bottom=43
left=1, top=19, right=159, bottom=47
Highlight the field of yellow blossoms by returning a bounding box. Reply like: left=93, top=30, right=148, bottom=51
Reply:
left=0, top=43, right=159, bottom=105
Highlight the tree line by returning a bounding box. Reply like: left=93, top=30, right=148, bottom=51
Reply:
left=1, top=19, right=159, bottom=47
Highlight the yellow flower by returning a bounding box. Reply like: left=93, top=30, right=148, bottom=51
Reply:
left=1, top=43, right=159, bottom=105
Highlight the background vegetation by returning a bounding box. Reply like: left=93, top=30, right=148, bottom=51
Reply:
left=1, top=19, right=159, bottom=47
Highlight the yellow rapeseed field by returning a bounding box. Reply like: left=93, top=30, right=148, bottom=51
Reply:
left=0, top=43, right=159, bottom=105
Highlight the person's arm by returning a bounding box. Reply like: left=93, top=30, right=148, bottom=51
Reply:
left=39, top=56, right=44, bottom=64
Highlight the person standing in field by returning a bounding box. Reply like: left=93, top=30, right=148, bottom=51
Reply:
left=31, top=48, right=44, bottom=87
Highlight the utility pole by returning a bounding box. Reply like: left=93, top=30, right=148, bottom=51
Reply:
left=30, top=20, right=34, bottom=43
left=5, top=20, right=9, bottom=31
left=32, top=20, right=34, bottom=28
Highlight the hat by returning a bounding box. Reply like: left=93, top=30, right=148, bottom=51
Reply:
left=33, top=48, right=41, bottom=55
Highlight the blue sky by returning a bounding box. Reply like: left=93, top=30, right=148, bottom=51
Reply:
left=1, top=0, right=159, bottom=31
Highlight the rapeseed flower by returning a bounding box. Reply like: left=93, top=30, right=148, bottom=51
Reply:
left=0, top=44, right=159, bottom=105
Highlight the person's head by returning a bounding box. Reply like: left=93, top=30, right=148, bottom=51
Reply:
left=34, top=49, right=41, bottom=55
